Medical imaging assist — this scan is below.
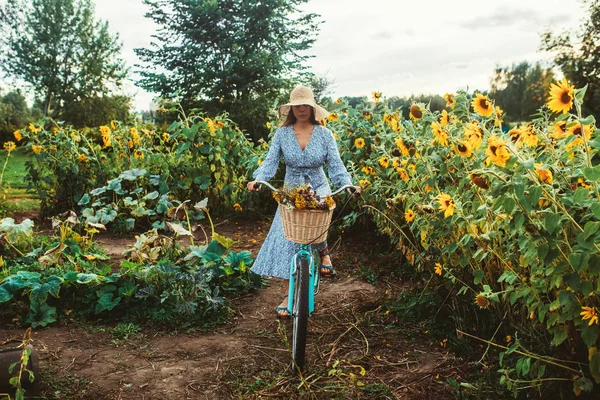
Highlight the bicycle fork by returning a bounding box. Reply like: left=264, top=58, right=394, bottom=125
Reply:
left=287, top=244, right=318, bottom=316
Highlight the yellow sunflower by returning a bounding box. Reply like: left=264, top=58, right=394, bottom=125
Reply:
left=463, top=122, right=483, bottom=149
left=454, top=140, right=472, bottom=157
left=13, top=130, right=22, bottom=142
left=581, top=306, right=599, bottom=326
left=204, top=118, right=216, bottom=135
left=431, top=122, right=449, bottom=146
left=508, top=127, right=523, bottom=145
left=379, top=156, right=390, bottom=168
left=100, top=125, right=112, bottom=147
left=569, top=123, right=594, bottom=142
left=436, top=193, right=455, bottom=218
left=372, top=91, right=382, bottom=103
left=534, top=163, right=553, bottom=184
left=484, top=135, right=511, bottom=167
left=550, top=121, right=568, bottom=140
left=233, top=203, right=243, bottom=212
left=396, top=167, right=409, bottom=182
left=435, top=263, right=443, bottom=276
left=78, top=153, right=89, bottom=162
left=362, top=166, right=375, bottom=175
left=354, top=138, right=365, bottom=149
left=363, top=112, right=371, bottom=120
left=409, top=105, right=423, bottom=121
left=327, top=113, right=339, bottom=122
left=405, top=209, right=415, bottom=223
left=31, top=145, right=44, bottom=154
left=133, top=150, right=144, bottom=159
left=521, top=125, right=539, bottom=148
left=439, top=109, right=455, bottom=126
left=494, top=106, right=504, bottom=127
left=394, top=137, right=410, bottom=156
left=335, top=98, right=341, bottom=104
left=359, top=179, right=370, bottom=187
left=444, top=93, right=455, bottom=109
left=548, top=77, right=574, bottom=114
left=471, top=93, right=494, bottom=117
left=3, top=141, right=16, bottom=151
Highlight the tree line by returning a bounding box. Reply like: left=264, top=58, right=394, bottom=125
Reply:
left=0, top=0, right=599, bottom=141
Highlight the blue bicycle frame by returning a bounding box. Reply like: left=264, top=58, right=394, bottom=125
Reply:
left=287, top=244, right=319, bottom=316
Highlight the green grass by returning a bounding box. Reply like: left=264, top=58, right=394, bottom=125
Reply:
left=1, top=147, right=39, bottom=213
left=0, top=146, right=29, bottom=189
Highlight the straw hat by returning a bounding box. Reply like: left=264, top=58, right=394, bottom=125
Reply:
left=278, top=85, right=330, bottom=121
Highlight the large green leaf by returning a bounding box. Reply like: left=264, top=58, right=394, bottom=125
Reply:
left=0, top=218, right=34, bottom=242
left=95, top=293, right=121, bottom=314
left=120, top=169, right=147, bottom=181
left=27, top=301, right=57, bottom=328
left=0, top=285, right=13, bottom=302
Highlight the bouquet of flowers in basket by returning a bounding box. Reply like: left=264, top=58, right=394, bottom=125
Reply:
left=272, top=184, right=335, bottom=211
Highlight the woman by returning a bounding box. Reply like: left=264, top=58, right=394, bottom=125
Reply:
left=247, top=85, right=361, bottom=317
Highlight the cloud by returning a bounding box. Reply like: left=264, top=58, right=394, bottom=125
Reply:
left=456, top=7, right=572, bottom=32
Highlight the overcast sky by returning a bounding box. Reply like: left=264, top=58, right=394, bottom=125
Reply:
left=92, top=0, right=586, bottom=111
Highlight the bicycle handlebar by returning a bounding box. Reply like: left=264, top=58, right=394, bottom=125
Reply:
left=253, top=181, right=358, bottom=198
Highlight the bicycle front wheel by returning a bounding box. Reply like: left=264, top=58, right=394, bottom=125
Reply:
left=291, top=253, right=310, bottom=373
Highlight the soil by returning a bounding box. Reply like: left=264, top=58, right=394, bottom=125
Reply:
left=0, top=217, right=467, bottom=399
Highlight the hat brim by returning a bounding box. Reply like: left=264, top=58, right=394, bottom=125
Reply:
left=278, top=103, right=329, bottom=122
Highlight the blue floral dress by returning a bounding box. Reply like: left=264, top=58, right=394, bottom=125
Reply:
left=251, top=124, right=353, bottom=279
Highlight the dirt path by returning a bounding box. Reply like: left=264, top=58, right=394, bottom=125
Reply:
left=1, top=219, right=463, bottom=399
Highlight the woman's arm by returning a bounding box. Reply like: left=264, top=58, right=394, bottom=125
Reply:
left=325, top=128, right=353, bottom=188
left=251, top=128, right=283, bottom=183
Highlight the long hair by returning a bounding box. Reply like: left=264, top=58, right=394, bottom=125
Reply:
left=281, top=106, right=322, bottom=127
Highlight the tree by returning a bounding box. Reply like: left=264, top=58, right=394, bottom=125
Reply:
left=0, top=0, right=127, bottom=119
left=135, top=0, right=321, bottom=142
left=489, top=62, right=555, bottom=122
left=61, top=95, right=132, bottom=128
left=305, top=73, right=335, bottom=103
left=0, top=88, right=34, bottom=141
left=541, top=0, right=600, bottom=117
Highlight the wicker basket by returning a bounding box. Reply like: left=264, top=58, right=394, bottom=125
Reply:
left=279, top=204, right=335, bottom=244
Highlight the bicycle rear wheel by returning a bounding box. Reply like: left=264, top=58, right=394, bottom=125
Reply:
left=291, top=253, right=310, bottom=373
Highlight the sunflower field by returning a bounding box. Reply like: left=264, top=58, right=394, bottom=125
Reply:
left=2, top=77, right=600, bottom=394
left=12, top=111, right=266, bottom=230
left=308, top=79, right=600, bottom=394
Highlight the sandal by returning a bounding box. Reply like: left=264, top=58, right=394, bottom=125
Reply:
left=276, top=295, right=290, bottom=319
left=319, top=248, right=337, bottom=278
left=319, top=264, right=337, bottom=278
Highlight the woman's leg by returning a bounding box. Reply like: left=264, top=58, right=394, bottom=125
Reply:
left=276, top=279, right=290, bottom=317
left=314, top=241, right=334, bottom=275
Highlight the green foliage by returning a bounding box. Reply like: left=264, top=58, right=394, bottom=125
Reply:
left=0, top=210, right=260, bottom=328
left=135, top=0, right=321, bottom=142
left=109, top=322, right=141, bottom=341
left=20, top=111, right=260, bottom=217
left=0, top=0, right=126, bottom=120
left=297, top=88, right=600, bottom=395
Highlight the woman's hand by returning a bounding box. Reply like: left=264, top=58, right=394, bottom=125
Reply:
left=247, top=181, right=261, bottom=191
left=347, top=185, right=362, bottom=197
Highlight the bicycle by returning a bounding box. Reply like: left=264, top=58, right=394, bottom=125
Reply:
left=254, top=180, right=357, bottom=373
